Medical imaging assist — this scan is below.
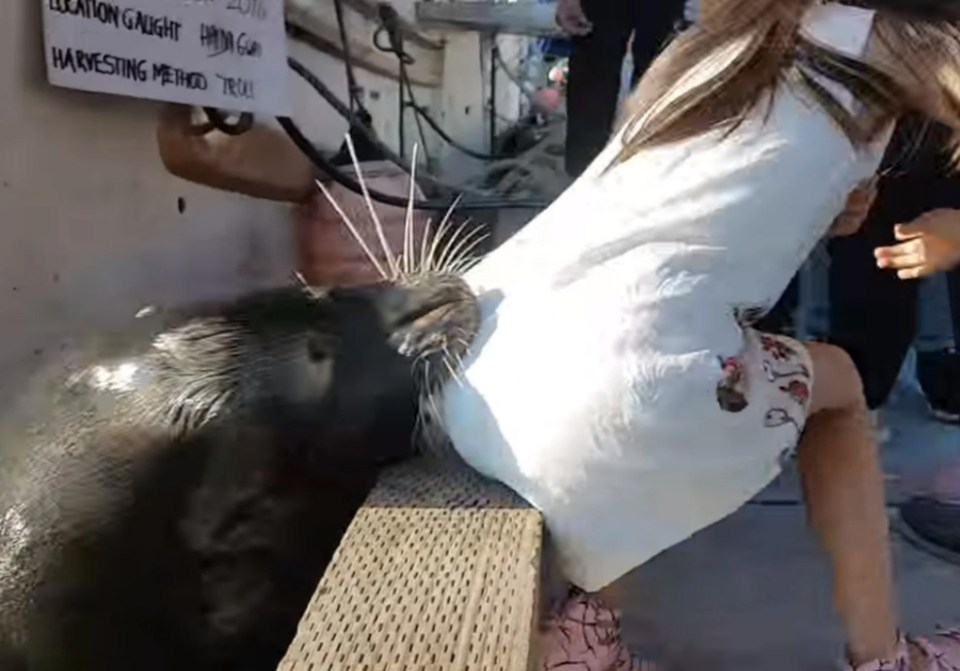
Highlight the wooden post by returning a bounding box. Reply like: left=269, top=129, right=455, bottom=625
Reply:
left=278, top=459, right=545, bottom=671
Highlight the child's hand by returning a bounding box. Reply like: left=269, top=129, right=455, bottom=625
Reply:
left=874, top=208, right=960, bottom=279
left=828, top=177, right=878, bottom=238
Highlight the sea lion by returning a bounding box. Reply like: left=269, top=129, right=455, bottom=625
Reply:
left=0, top=270, right=479, bottom=669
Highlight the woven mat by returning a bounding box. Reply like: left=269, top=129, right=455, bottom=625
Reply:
left=278, top=458, right=544, bottom=671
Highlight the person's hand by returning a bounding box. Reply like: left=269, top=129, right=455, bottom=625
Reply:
left=874, top=208, right=960, bottom=279
left=555, top=0, right=592, bottom=36
left=827, top=177, right=878, bottom=238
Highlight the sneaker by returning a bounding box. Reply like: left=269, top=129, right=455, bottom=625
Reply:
left=916, top=349, right=960, bottom=424
left=845, top=629, right=960, bottom=670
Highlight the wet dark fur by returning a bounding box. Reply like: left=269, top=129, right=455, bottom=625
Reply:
left=0, top=280, right=477, bottom=671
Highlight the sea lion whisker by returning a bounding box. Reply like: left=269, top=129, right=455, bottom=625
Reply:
left=435, top=214, right=473, bottom=254
left=450, top=360, right=465, bottom=387
left=418, top=216, right=435, bottom=279
left=314, top=178, right=388, bottom=280
left=441, top=251, right=482, bottom=279
left=454, top=347, right=469, bottom=373
left=438, top=225, right=488, bottom=275
left=293, top=271, right=328, bottom=300
left=454, top=336, right=471, bottom=354
left=448, top=254, right=483, bottom=275
left=420, top=357, right=439, bottom=402
left=440, top=345, right=464, bottom=387
left=344, top=133, right=401, bottom=280
left=421, top=196, right=462, bottom=276
left=402, top=144, right=420, bottom=279
left=411, top=350, right=432, bottom=381
left=422, top=214, right=454, bottom=277
left=443, top=259, right=473, bottom=277
left=434, top=219, right=480, bottom=274
left=422, top=358, right=431, bottom=390
left=442, top=355, right=460, bottom=386
left=440, top=222, right=486, bottom=276
left=427, top=388, right=446, bottom=439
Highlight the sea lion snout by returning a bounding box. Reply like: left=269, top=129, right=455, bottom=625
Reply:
left=352, top=275, right=480, bottom=382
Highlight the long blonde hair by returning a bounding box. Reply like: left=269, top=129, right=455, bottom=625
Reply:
left=613, top=0, right=960, bottom=167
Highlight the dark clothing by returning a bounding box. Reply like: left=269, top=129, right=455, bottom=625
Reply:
left=829, top=118, right=960, bottom=408
left=756, top=279, right=800, bottom=337
left=764, top=117, right=960, bottom=409
left=563, top=0, right=687, bottom=177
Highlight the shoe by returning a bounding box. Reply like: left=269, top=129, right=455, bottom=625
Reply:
left=895, top=459, right=960, bottom=564
left=916, top=350, right=960, bottom=424
left=846, top=630, right=960, bottom=670
left=540, top=587, right=658, bottom=671
left=899, top=496, right=960, bottom=559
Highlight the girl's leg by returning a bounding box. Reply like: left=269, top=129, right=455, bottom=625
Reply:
left=801, top=342, right=960, bottom=670
left=540, top=337, right=958, bottom=671
left=799, top=342, right=899, bottom=665
left=539, top=341, right=897, bottom=671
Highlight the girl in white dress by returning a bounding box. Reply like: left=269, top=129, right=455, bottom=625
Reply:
left=440, top=1, right=960, bottom=668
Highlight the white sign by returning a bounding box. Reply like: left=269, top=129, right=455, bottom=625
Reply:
left=42, top=0, right=290, bottom=115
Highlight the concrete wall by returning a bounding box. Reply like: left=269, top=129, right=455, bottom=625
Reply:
left=0, top=0, right=526, bottom=400
left=0, top=1, right=422, bottom=398
left=433, top=31, right=528, bottom=185
left=0, top=0, right=302, bottom=397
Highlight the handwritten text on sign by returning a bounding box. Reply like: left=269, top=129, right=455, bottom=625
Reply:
left=42, top=0, right=290, bottom=115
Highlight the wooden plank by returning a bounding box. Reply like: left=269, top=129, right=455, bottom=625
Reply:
left=278, top=458, right=544, bottom=671
left=415, top=1, right=561, bottom=38
left=285, top=0, right=444, bottom=88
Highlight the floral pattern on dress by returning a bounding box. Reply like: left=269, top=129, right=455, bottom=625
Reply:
left=717, top=310, right=812, bottom=463
left=760, top=332, right=812, bottom=462
left=716, top=356, right=749, bottom=413
left=759, top=333, right=796, bottom=362
left=780, top=379, right=810, bottom=406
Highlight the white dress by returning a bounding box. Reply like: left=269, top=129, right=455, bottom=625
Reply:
left=441, top=4, right=893, bottom=592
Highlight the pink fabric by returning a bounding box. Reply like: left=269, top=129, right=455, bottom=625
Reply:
left=848, top=629, right=960, bottom=670
left=540, top=589, right=657, bottom=671
left=542, top=592, right=960, bottom=670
